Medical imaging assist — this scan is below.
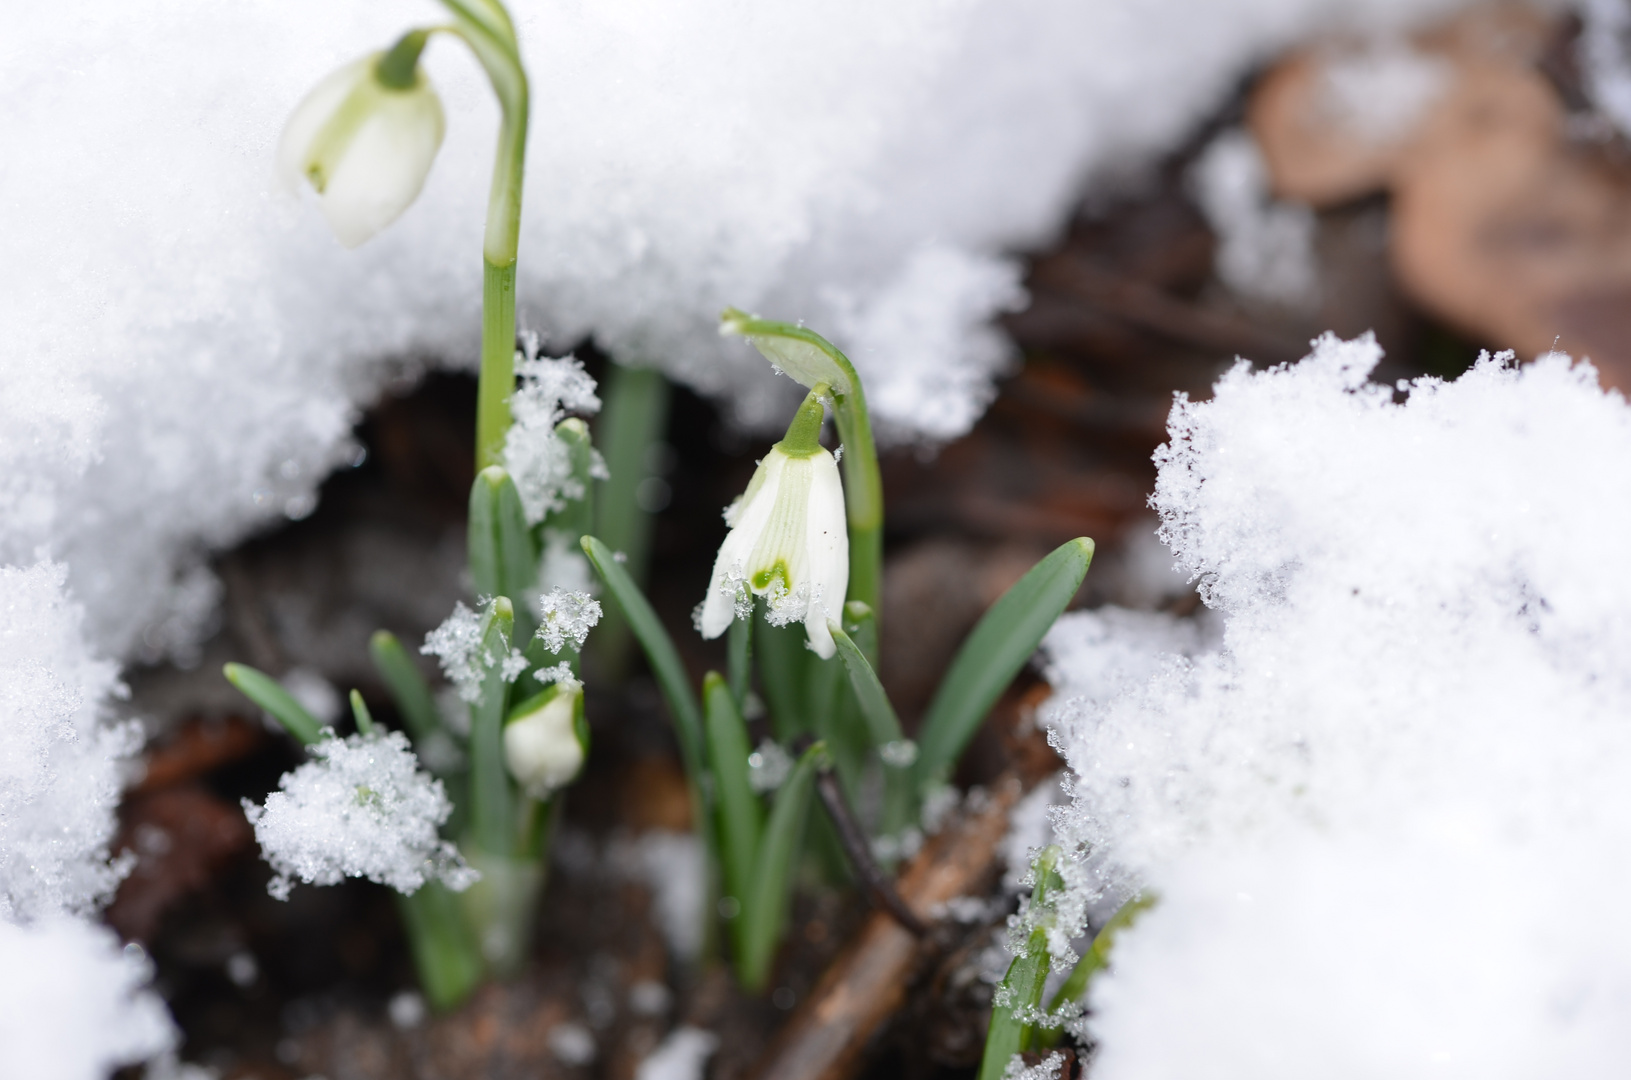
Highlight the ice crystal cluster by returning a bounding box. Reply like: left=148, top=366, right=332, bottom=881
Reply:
left=244, top=730, right=477, bottom=900
left=534, top=589, right=603, bottom=655
left=501, top=345, right=605, bottom=524
left=422, top=600, right=525, bottom=704
left=1040, top=335, right=1631, bottom=1076
left=0, top=564, right=174, bottom=1076
left=3, top=0, right=1476, bottom=668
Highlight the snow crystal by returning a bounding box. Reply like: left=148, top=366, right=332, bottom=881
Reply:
left=1042, top=334, right=1631, bottom=1076
left=1004, top=1051, right=1066, bottom=1080
left=1315, top=40, right=1451, bottom=141
left=611, top=831, right=706, bottom=963
left=1581, top=0, right=1631, bottom=137
left=501, top=348, right=602, bottom=524
left=423, top=600, right=512, bottom=704
left=0, top=919, right=175, bottom=1080
left=2, top=0, right=1470, bottom=669
left=1190, top=130, right=1318, bottom=309
left=635, top=1026, right=719, bottom=1080
left=244, top=730, right=477, bottom=899
left=533, top=589, right=602, bottom=655
left=0, top=563, right=137, bottom=921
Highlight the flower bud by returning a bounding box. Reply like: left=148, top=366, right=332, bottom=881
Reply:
left=502, top=680, right=586, bottom=799
left=278, top=50, right=445, bottom=248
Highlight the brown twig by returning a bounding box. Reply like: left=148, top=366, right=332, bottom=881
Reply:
left=751, top=776, right=1025, bottom=1080
left=813, top=767, right=927, bottom=937
left=1022, top=252, right=1308, bottom=364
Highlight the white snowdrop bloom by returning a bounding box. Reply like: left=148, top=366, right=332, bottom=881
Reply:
left=698, top=392, right=847, bottom=658
left=277, top=50, right=445, bottom=248
left=243, top=730, right=477, bottom=900
left=504, top=679, right=586, bottom=800
left=534, top=588, right=602, bottom=654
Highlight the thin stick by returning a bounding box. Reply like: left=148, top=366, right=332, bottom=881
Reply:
left=813, top=766, right=927, bottom=937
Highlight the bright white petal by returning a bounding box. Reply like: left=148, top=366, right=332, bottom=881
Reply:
left=799, top=450, right=848, bottom=658
left=320, top=84, right=445, bottom=248
left=277, top=57, right=371, bottom=193
left=699, top=458, right=783, bottom=638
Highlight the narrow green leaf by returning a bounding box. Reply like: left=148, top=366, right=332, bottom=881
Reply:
left=468, top=598, right=517, bottom=857
left=755, top=614, right=810, bottom=740
left=223, top=663, right=324, bottom=746
left=915, top=538, right=1094, bottom=790
left=1038, top=892, right=1157, bottom=1047
left=468, top=466, right=538, bottom=632
left=727, top=614, right=753, bottom=710
left=394, top=882, right=484, bottom=1011
left=541, top=417, right=597, bottom=543
left=350, top=689, right=376, bottom=736
left=738, top=740, right=824, bottom=992
left=828, top=613, right=904, bottom=748
left=977, top=846, right=1062, bottom=1080
left=704, top=672, right=763, bottom=948
left=580, top=535, right=703, bottom=778
left=368, top=630, right=443, bottom=743
left=590, top=365, right=670, bottom=678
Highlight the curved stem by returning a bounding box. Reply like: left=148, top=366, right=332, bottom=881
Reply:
left=439, top=0, right=530, bottom=468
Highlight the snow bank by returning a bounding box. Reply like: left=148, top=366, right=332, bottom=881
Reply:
left=0, top=565, right=174, bottom=1074
left=1043, top=336, right=1631, bottom=1076
left=3, top=0, right=1468, bottom=663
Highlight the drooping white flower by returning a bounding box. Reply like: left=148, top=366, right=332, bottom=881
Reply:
left=277, top=48, right=445, bottom=248
left=503, top=677, right=586, bottom=799
left=697, top=389, right=847, bottom=658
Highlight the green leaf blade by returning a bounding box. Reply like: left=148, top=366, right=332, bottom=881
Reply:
left=369, top=630, right=443, bottom=743
left=223, top=663, right=324, bottom=746
left=738, top=740, right=824, bottom=992
left=914, top=538, right=1094, bottom=790
left=703, top=672, right=763, bottom=942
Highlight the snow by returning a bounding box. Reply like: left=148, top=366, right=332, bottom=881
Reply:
left=1, top=0, right=1471, bottom=668
left=533, top=589, right=602, bottom=655
left=1581, top=0, right=1631, bottom=137
left=243, top=729, right=478, bottom=899
left=1041, top=335, right=1631, bottom=1076
left=635, top=1026, right=719, bottom=1080
left=1190, top=130, right=1319, bottom=309
left=502, top=346, right=603, bottom=525
left=422, top=598, right=527, bottom=704
left=610, top=831, right=707, bottom=963
left=0, top=565, right=173, bottom=1075
left=0, top=921, right=175, bottom=1080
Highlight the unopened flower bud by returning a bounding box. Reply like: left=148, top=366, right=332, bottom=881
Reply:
left=502, top=679, right=586, bottom=799
left=278, top=39, right=445, bottom=248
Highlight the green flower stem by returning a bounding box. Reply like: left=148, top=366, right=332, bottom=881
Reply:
left=727, top=614, right=753, bottom=709
left=438, top=0, right=529, bottom=468
left=395, top=882, right=485, bottom=1010
left=718, top=311, right=883, bottom=618
left=477, top=259, right=518, bottom=470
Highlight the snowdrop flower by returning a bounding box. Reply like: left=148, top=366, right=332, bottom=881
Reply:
left=503, top=675, right=587, bottom=799
left=277, top=34, right=445, bottom=248
left=698, top=388, right=848, bottom=658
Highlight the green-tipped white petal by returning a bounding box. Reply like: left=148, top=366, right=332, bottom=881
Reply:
left=277, top=55, right=445, bottom=248
left=699, top=444, right=848, bottom=659
left=503, top=684, right=584, bottom=798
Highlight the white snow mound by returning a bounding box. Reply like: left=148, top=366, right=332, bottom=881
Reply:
left=1043, top=335, right=1631, bottom=1077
